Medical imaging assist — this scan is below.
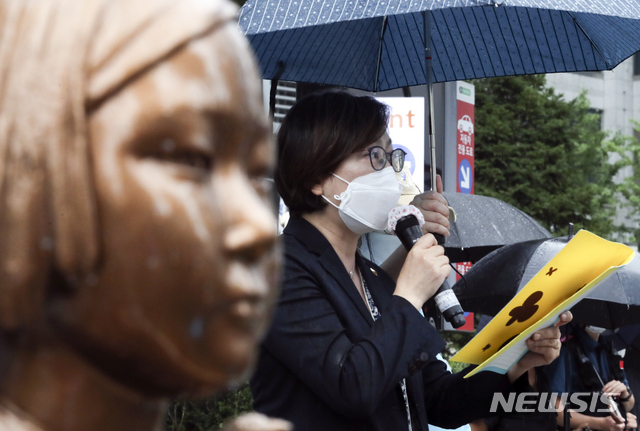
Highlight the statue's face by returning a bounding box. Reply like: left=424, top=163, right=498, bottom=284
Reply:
left=50, top=23, right=278, bottom=395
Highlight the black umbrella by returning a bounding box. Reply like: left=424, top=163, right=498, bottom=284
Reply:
left=453, top=235, right=640, bottom=328
left=442, top=192, right=552, bottom=263
left=611, top=324, right=640, bottom=351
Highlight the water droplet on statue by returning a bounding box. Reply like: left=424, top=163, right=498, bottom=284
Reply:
left=146, top=256, right=160, bottom=269
left=190, top=317, right=204, bottom=338
left=40, top=237, right=53, bottom=251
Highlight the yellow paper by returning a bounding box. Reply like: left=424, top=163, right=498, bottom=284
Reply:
left=451, top=230, right=634, bottom=375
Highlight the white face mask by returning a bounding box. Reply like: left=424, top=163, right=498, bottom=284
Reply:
left=586, top=325, right=607, bottom=334
left=322, top=167, right=402, bottom=234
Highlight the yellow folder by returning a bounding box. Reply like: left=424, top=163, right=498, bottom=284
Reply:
left=451, top=230, right=634, bottom=378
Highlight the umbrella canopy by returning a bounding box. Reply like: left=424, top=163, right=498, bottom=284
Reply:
left=453, top=236, right=640, bottom=328
left=610, top=323, right=640, bottom=351
left=442, top=192, right=551, bottom=262
left=240, top=0, right=640, bottom=92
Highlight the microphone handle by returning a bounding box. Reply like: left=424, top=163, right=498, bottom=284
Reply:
left=433, top=283, right=466, bottom=328
left=395, top=215, right=465, bottom=328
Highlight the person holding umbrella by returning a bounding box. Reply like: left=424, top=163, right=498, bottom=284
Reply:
left=250, top=90, right=572, bottom=431
left=545, top=324, right=637, bottom=431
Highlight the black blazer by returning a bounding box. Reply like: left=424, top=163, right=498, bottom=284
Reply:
left=251, top=216, right=513, bottom=431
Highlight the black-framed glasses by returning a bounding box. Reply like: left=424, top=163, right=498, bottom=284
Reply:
left=367, top=146, right=406, bottom=172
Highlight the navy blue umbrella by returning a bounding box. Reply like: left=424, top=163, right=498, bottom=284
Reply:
left=240, top=0, right=640, bottom=189
left=240, top=1, right=640, bottom=91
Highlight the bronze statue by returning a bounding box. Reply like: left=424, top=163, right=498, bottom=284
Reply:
left=0, top=0, right=286, bottom=430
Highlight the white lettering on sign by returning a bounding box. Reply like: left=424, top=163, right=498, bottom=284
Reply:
left=460, top=165, right=470, bottom=189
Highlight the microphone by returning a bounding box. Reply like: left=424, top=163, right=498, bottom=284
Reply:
left=394, top=214, right=466, bottom=329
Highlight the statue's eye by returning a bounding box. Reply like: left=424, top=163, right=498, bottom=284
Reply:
left=164, top=150, right=213, bottom=171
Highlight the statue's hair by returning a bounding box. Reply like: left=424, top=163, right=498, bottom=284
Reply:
left=0, top=0, right=238, bottom=329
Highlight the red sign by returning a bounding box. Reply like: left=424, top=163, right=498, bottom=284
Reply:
left=456, top=83, right=475, bottom=194
left=455, top=261, right=473, bottom=282
left=454, top=83, right=475, bottom=332
left=457, top=312, right=475, bottom=332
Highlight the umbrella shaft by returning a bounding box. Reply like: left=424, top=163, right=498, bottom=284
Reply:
left=423, top=11, right=437, bottom=191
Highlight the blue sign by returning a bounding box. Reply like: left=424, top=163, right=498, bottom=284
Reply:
left=458, top=159, right=473, bottom=194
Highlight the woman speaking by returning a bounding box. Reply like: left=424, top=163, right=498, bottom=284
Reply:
left=250, top=91, right=570, bottom=431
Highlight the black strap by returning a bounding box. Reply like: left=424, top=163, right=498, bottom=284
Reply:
left=566, top=337, right=604, bottom=392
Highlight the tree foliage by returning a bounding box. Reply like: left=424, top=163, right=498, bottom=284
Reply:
left=165, top=384, right=253, bottom=431
left=473, top=74, right=640, bottom=239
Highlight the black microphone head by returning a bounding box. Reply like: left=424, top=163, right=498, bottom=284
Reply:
left=395, top=214, right=423, bottom=251
left=395, top=214, right=420, bottom=232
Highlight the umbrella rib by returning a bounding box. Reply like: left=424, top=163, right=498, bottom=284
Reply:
left=568, top=12, right=610, bottom=69
left=374, top=16, right=389, bottom=92
left=576, top=16, right=600, bottom=70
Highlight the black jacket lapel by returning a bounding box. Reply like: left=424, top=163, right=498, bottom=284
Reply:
left=284, top=216, right=373, bottom=324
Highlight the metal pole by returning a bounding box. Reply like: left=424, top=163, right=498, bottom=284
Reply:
left=423, top=10, right=437, bottom=192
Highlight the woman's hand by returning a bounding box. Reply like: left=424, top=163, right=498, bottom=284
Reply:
left=572, top=423, right=590, bottom=431
left=409, top=175, right=450, bottom=238
left=394, top=233, right=451, bottom=310
left=596, top=415, right=625, bottom=431
left=603, top=380, right=628, bottom=399
left=506, top=311, right=572, bottom=382
left=626, top=412, right=637, bottom=430
left=222, top=412, right=292, bottom=431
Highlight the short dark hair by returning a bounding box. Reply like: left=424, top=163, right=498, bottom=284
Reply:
left=275, top=91, right=389, bottom=215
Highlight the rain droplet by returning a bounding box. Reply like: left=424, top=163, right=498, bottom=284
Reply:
left=146, top=256, right=160, bottom=269
left=40, top=237, right=53, bottom=251
left=85, top=273, right=99, bottom=286
left=190, top=317, right=204, bottom=339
